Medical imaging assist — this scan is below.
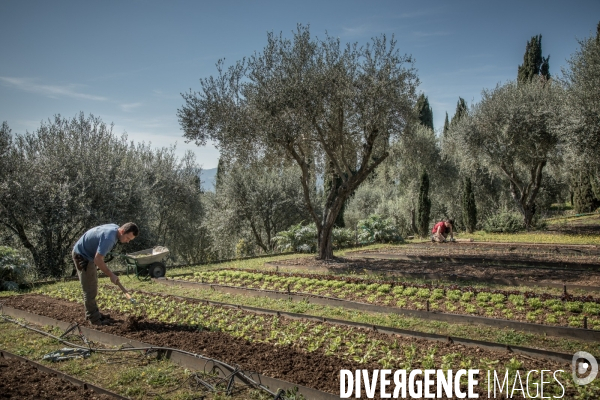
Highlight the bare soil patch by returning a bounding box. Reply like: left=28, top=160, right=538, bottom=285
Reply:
left=272, top=247, right=600, bottom=286
left=0, top=354, right=115, bottom=400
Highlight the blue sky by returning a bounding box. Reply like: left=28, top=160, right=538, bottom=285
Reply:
left=1, top=0, right=598, bottom=170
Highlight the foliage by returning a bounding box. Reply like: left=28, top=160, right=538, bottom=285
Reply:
left=560, top=23, right=600, bottom=184
left=417, top=170, right=431, bottom=237
left=415, top=94, right=433, bottom=130
left=462, top=177, right=477, bottom=233
left=207, top=160, right=308, bottom=255
left=446, top=80, right=562, bottom=228
left=235, top=239, right=254, bottom=258
left=184, top=268, right=600, bottom=329
left=178, top=25, right=418, bottom=259
left=482, top=211, right=525, bottom=233
left=357, top=215, right=403, bottom=244
left=273, top=222, right=318, bottom=253
left=517, top=35, right=550, bottom=83
left=332, top=227, right=356, bottom=249
left=450, top=97, right=468, bottom=127
left=0, top=246, right=34, bottom=290
left=442, top=112, right=450, bottom=137
left=573, top=172, right=600, bottom=213
left=0, top=114, right=209, bottom=277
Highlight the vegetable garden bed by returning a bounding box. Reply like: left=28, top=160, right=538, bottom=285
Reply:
left=267, top=254, right=600, bottom=287
left=352, top=242, right=600, bottom=265
left=171, top=269, right=600, bottom=335
left=0, top=290, right=582, bottom=398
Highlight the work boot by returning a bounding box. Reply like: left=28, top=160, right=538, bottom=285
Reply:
left=90, top=317, right=111, bottom=326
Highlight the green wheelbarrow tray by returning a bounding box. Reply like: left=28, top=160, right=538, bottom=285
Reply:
left=107, top=246, right=169, bottom=280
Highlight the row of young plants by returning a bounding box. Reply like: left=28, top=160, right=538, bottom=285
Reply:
left=34, top=284, right=581, bottom=397
left=178, top=269, right=600, bottom=329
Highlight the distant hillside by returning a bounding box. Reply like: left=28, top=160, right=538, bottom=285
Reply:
left=200, top=167, right=217, bottom=192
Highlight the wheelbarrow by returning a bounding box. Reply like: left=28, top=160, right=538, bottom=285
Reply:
left=106, top=246, right=169, bottom=280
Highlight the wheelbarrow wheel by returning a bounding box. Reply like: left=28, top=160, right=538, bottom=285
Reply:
left=148, top=262, right=166, bottom=278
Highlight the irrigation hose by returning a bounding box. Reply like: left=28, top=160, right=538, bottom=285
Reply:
left=0, top=305, right=286, bottom=399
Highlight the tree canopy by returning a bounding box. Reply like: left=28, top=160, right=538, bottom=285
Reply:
left=415, top=94, right=434, bottom=130
left=446, top=80, right=562, bottom=228
left=0, top=114, right=208, bottom=277
left=518, top=34, right=550, bottom=83
left=178, top=25, right=418, bottom=259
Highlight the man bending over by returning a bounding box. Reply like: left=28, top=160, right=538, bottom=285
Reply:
left=72, top=222, right=139, bottom=325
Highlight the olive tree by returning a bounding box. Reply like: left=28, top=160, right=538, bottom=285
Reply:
left=212, top=161, right=308, bottom=254
left=0, top=113, right=208, bottom=277
left=178, top=25, right=418, bottom=259
left=446, top=80, right=562, bottom=228
left=560, top=23, right=600, bottom=201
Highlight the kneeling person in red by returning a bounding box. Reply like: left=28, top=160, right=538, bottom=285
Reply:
left=431, top=219, right=454, bottom=243
left=72, top=222, right=139, bottom=325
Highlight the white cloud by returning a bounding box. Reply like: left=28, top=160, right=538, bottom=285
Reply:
left=120, top=102, right=143, bottom=112
left=412, top=31, right=451, bottom=38
left=0, top=76, right=108, bottom=101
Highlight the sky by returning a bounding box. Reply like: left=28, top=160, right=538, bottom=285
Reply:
left=1, top=0, right=599, bottom=170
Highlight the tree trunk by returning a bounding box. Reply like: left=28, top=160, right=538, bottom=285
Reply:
left=410, top=208, right=418, bottom=235
left=504, top=161, right=545, bottom=230
left=317, top=187, right=348, bottom=260
left=318, top=223, right=334, bottom=259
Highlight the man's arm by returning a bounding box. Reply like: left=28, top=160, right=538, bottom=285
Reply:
left=94, top=253, right=119, bottom=285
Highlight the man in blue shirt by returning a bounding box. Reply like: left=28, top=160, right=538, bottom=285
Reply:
left=72, top=222, right=139, bottom=325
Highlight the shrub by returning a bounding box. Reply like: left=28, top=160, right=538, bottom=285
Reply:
left=332, top=227, right=355, bottom=249
left=0, top=247, right=34, bottom=291
left=483, top=212, right=525, bottom=233
left=235, top=239, right=254, bottom=258
left=273, top=222, right=318, bottom=253
left=357, top=215, right=403, bottom=244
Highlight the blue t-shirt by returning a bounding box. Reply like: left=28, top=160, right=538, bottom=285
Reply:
left=73, top=224, right=119, bottom=261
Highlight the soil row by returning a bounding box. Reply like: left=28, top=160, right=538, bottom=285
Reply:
left=0, top=351, right=117, bottom=400
left=0, top=293, right=575, bottom=398
left=270, top=256, right=600, bottom=287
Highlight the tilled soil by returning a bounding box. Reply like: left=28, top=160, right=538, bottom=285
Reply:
left=0, top=355, right=115, bottom=400
left=1, top=294, right=574, bottom=398
left=271, top=255, right=600, bottom=286
left=360, top=242, right=600, bottom=265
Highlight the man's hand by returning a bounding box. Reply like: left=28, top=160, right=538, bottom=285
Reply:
left=109, top=272, right=120, bottom=285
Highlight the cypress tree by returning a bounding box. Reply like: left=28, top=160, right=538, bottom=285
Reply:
left=517, top=35, right=550, bottom=83
left=574, top=173, right=600, bottom=213
left=215, top=157, right=226, bottom=192
left=462, top=177, right=477, bottom=233
left=415, top=94, right=434, bottom=130
left=450, top=98, right=468, bottom=126
left=417, top=170, right=431, bottom=237
left=443, top=112, right=450, bottom=137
